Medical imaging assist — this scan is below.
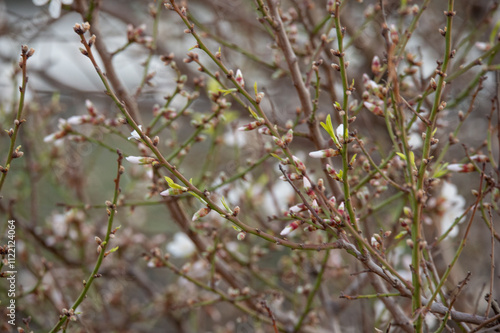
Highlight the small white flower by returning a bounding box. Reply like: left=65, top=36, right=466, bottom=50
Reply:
left=33, top=0, right=73, bottom=19
left=166, top=232, right=196, bottom=258
left=128, top=125, right=143, bottom=140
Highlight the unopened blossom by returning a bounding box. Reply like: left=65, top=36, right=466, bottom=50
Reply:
left=363, top=101, right=384, bottom=117
left=43, top=132, right=64, bottom=143
left=303, top=177, right=315, bottom=198
left=309, top=149, right=340, bottom=159
left=362, top=73, right=380, bottom=91
left=192, top=207, right=211, bottom=221
left=470, top=154, right=489, bottom=163
left=66, top=115, right=89, bottom=125
left=475, top=42, right=491, bottom=51
left=326, top=163, right=336, bottom=175
left=389, top=24, right=399, bottom=44
left=293, top=156, right=306, bottom=174
left=284, top=129, right=293, bottom=144
left=125, top=156, right=154, bottom=165
left=285, top=203, right=306, bottom=215
left=258, top=127, right=272, bottom=135
left=279, top=173, right=302, bottom=181
left=447, top=163, right=474, bottom=173
left=273, top=136, right=285, bottom=148
left=371, top=55, right=381, bottom=75
left=166, top=232, right=196, bottom=258
left=160, top=187, right=188, bottom=196
left=337, top=202, right=345, bottom=215
left=128, top=125, right=143, bottom=140
left=237, top=232, right=246, bottom=241
left=33, top=0, right=73, bottom=18
left=85, top=99, right=96, bottom=116
left=280, top=220, right=300, bottom=236
left=235, top=69, right=245, bottom=88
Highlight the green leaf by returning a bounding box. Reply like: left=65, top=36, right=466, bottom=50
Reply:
left=108, top=246, right=119, bottom=253
left=337, top=169, right=343, bottom=178
left=231, top=225, right=242, bottom=232
left=164, top=176, right=187, bottom=190
left=350, top=153, right=357, bottom=165
left=409, top=151, right=415, bottom=169
left=433, top=163, right=449, bottom=178
left=394, top=231, right=407, bottom=240
left=189, top=191, right=207, bottom=204
left=247, top=107, right=259, bottom=120
left=270, top=153, right=283, bottom=162
left=254, top=82, right=258, bottom=96
left=396, top=152, right=406, bottom=161
left=320, top=114, right=339, bottom=146
left=490, top=20, right=500, bottom=44
left=220, top=196, right=233, bottom=214
left=218, top=88, right=238, bottom=95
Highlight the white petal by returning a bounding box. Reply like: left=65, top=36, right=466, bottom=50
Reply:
left=309, top=150, right=324, bottom=158
left=49, top=0, right=62, bottom=18
left=280, top=226, right=293, bottom=236
left=33, top=0, right=49, bottom=5
left=62, top=0, right=73, bottom=4
left=125, top=156, right=143, bottom=164
left=43, top=133, right=57, bottom=142
left=336, top=124, right=344, bottom=138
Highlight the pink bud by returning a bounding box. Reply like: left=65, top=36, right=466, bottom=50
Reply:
left=363, top=101, right=384, bottom=117
left=371, top=55, right=381, bottom=75
left=447, top=163, right=475, bottom=173
left=293, top=156, right=306, bottom=174
left=258, top=127, right=272, bottom=135
left=192, top=207, right=211, bottom=221
left=284, top=129, right=293, bottom=144
left=280, top=220, right=300, bottom=236
left=235, top=69, right=245, bottom=88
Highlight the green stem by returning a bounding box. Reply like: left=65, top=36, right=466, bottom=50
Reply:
left=49, top=153, right=123, bottom=332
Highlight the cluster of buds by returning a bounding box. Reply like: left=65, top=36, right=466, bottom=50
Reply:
left=73, top=22, right=91, bottom=35
left=127, top=24, right=153, bottom=45
left=361, top=73, right=393, bottom=117
left=273, top=129, right=294, bottom=148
